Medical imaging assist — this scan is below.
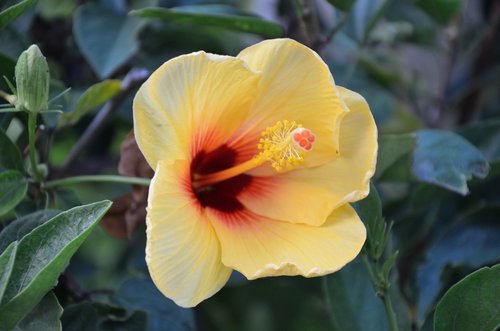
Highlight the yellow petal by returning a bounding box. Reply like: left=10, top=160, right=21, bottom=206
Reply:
left=146, top=159, right=232, bottom=307
left=235, top=38, right=349, bottom=169
left=238, top=86, right=377, bottom=226
left=207, top=204, right=366, bottom=279
left=134, top=52, right=260, bottom=168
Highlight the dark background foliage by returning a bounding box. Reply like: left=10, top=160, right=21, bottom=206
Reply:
left=0, top=0, right=499, bottom=330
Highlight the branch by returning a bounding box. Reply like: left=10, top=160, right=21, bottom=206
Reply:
left=59, top=68, right=148, bottom=175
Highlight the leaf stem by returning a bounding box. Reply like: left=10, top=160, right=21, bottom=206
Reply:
left=28, top=111, right=43, bottom=182
left=43, top=175, right=151, bottom=189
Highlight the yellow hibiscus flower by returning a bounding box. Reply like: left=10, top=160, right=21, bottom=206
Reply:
left=133, top=38, right=377, bottom=307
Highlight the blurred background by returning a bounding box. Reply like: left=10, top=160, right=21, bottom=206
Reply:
left=0, top=0, right=499, bottom=330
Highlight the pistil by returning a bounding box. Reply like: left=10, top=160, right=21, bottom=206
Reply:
left=192, top=120, right=315, bottom=189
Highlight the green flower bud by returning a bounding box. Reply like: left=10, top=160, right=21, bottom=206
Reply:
left=15, top=45, right=50, bottom=114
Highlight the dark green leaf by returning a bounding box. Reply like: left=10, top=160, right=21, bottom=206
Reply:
left=0, top=200, right=112, bottom=330
left=377, top=131, right=490, bottom=194
left=352, top=183, right=388, bottom=258
left=0, top=242, right=17, bottom=303
left=0, top=0, right=37, bottom=30
left=0, top=53, right=16, bottom=91
left=59, top=80, right=121, bottom=127
left=458, top=119, right=500, bottom=163
left=381, top=251, right=399, bottom=281
left=113, top=278, right=195, bottom=331
left=131, top=5, right=283, bottom=38
left=348, top=0, right=391, bottom=41
left=0, top=129, right=24, bottom=172
left=325, top=258, right=389, bottom=331
left=74, top=4, right=145, bottom=79
left=61, top=302, right=128, bottom=331
left=415, top=0, right=462, bottom=25
left=0, top=170, right=27, bottom=216
left=0, top=210, right=59, bottom=254
left=434, top=264, right=500, bottom=331
left=13, top=292, right=62, bottom=331
left=37, top=0, right=77, bottom=19
left=416, top=209, right=500, bottom=322
left=53, top=189, right=81, bottom=210
left=353, top=182, right=382, bottom=222
left=100, top=311, right=148, bottom=331
left=413, top=130, right=489, bottom=195
left=376, top=133, right=415, bottom=179
left=326, top=0, right=356, bottom=11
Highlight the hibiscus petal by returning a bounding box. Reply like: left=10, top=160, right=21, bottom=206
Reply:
left=146, top=160, right=232, bottom=307
left=207, top=204, right=365, bottom=279
left=134, top=52, right=260, bottom=168
left=234, top=38, right=349, bottom=169
left=238, top=86, right=377, bottom=226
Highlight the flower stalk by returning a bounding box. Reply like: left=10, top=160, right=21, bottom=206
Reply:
left=28, top=111, right=43, bottom=183
left=355, top=183, right=400, bottom=331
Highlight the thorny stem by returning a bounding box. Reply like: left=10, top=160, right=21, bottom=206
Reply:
left=43, top=175, right=150, bottom=189
left=28, top=111, right=43, bottom=183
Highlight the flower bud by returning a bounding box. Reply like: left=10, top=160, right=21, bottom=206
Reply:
left=15, top=45, right=50, bottom=113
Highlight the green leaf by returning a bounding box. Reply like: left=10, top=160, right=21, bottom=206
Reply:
left=376, top=133, right=415, bottom=179
left=325, top=258, right=389, bottom=331
left=0, top=210, right=59, bottom=254
left=113, top=278, right=195, bottom=331
left=100, top=311, right=147, bottom=331
left=0, top=0, right=37, bottom=30
left=131, top=5, right=283, bottom=38
left=58, top=80, right=121, bottom=127
left=458, top=118, right=500, bottom=163
left=416, top=209, right=500, bottom=322
left=377, top=130, right=489, bottom=195
left=434, top=264, right=500, bottom=331
left=0, top=200, right=112, bottom=330
left=73, top=4, right=145, bottom=79
left=415, top=0, right=462, bottom=25
left=0, top=170, right=27, bottom=216
left=61, top=302, right=128, bottom=331
left=37, top=0, right=77, bottom=20
left=0, top=129, right=24, bottom=172
left=0, top=53, right=16, bottom=91
left=413, top=130, right=489, bottom=195
left=13, top=292, right=62, bottom=331
left=352, top=183, right=388, bottom=258
left=326, top=0, right=356, bottom=11
left=353, top=182, right=382, bottom=222
left=348, top=0, right=392, bottom=41
left=0, top=242, right=17, bottom=303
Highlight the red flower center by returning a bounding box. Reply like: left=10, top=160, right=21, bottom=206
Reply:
left=190, top=145, right=252, bottom=212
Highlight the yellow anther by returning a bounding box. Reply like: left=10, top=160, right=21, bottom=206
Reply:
left=257, top=120, right=315, bottom=172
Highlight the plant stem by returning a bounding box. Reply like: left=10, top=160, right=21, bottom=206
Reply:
left=383, top=289, right=399, bottom=331
left=28, top=111, right=43, bottom=182
left=43, top=175, right=150, bottom=189
left=362, top=254, right=400, bottom=331
left=325, top=10, right=351, bottom=44
left=59, top=68, right=148, bottom=175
